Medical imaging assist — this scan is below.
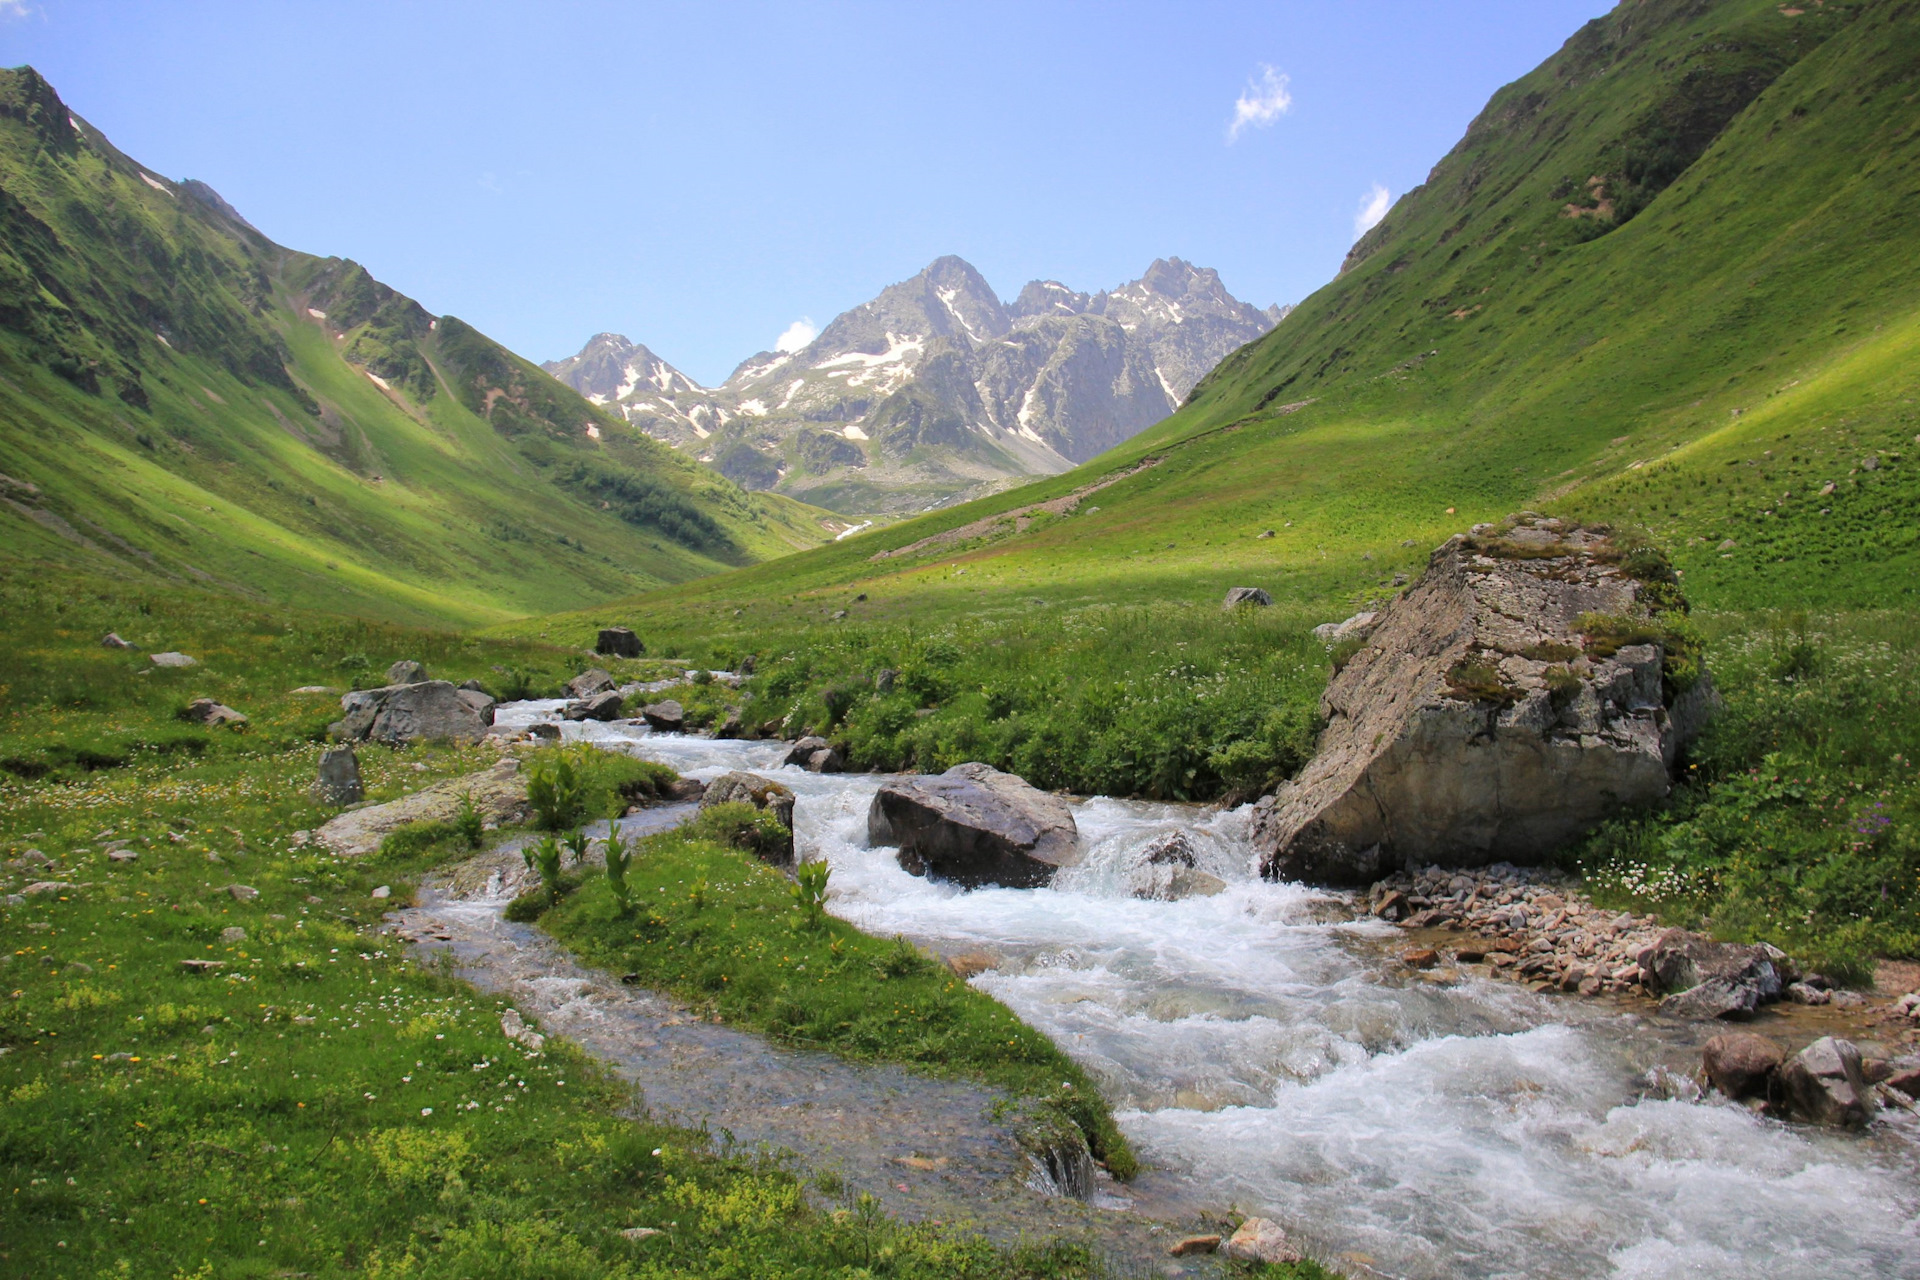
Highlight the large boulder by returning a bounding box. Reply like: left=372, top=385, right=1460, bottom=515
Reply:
left=329, top=681, right=496, bottom=745
left=1639, top=928, right=1783, bottom=1019
left=869, top=762, right=1080, bottom=888
left=783, top=735, right=844, bottom=772
left=1782, top=1036, right=1872, bottom=1128
left=1251, top=515, right=1714, bottom=884
left=701, top=771, right=796, bottom=863
left=641, top=700, right=684, bottom=732
left=316, top=758, right=526, bottom=857
left=563, top=691, right=625, bottom=722
left=386, top=659, right=428, bottom=685
left=596, top=626, right=643, bottom=658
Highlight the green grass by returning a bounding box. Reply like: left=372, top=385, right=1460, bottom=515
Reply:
left=532, top=813, right=1135, bottom=1178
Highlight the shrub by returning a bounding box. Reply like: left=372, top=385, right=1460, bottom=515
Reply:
left=789, top=859, right=830, bottom=931
left=689, top=802, right=791, bottom=862
left=527, top=753, right=584, bottom=830
left=451, top=792, right=485, bottom=850
left=603, top=824, right=634, bottom=914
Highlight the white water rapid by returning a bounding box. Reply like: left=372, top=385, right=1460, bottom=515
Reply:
left=498, top=701, right=1920, bottom=1279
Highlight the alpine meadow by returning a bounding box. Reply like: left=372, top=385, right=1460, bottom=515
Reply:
left=5, top=3, right=1920, bottom=1279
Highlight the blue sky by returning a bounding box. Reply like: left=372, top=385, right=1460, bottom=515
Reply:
left=4, top=1, right=1610, bottom=385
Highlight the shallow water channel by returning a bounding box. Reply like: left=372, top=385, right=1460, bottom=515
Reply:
left=431, top=701, right=1920, bottom=1278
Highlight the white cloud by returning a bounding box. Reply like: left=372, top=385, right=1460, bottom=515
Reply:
left=1354, top=183, right=1393, bottom=238
left=1227, top=65, right=1291, bottom=142
left=0, top=1, right=33, bottom=17
left=774, top=317, right=816, bottom=353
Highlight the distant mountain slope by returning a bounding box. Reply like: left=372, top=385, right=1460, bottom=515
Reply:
left=0, top=68, right=834, bottom=626
left=512, top=0, right=1918, bottom=643
left=545, top=256, right=1284, bottom=515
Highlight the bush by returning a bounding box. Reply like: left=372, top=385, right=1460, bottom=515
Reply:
left=527, top=754, right=585, bottom=830
left=688, top=802, right=791, bottom=862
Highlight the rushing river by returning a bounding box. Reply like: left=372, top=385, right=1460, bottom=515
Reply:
left=494, top=700, right=1920, bottom=1279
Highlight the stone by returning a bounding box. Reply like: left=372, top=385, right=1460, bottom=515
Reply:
left=1401, top=947, right=1440, bottom=968
left=527, top=723, right=561, bottom=740
left=179, top=958, right=224, bottom=974
left=329, top=681, right=495, bottom=745
left=223, top=884, right=258, bottom=902
left=1142, top=831, right=1196, bottom=866
left=805, top=746, right=845, bottom=774
left=1782, top=1037, right=1872, bottom=1127
left=1786, top=981, right=1831, bottom=1005
left=1223, top=1218, right=1300, bottom=1266
left=1130, top=864, right=1228, bottom=901
left=182, top=698, right=247, bottom=728
left=567, top=669, right=615, bottom=698
left=1310, top=611, right=1380, bottom=645
left=945, top=949, right=1001, bottom=979
left=7, top=849, right=50, bottom=870
left=311, top=746, right=365, bottom=805
left=220, top=926, right=247, bottom=943
left=22, top=881, right=69, bottom=896
left=1641, top=928, right=1782, bottom=1019
left=641, top=700, right=684, bottom=732
left=700, top=772, right=796, bottom=863
left=290, top=685, right=340, bottom=695
left=597, top=626, right=644, bottom=658
left=870, top=762, right=1080, bottom=888
left=617, top=1227, right=662, bottom=1242
left=1223, top=586, right=1272, bottom=608
left=1254, top=517, right=1713, bottom=885
left=386, top=659, right=428, bottom=685
left=107, top=848, right=138, bottom=863
left=148, top=651, right=196, bottom=668
left=874, top=668, right=898, bottom=692
left=101, top=631, right=137, bottom=650
left=1169, top=1235, right=1221, bottom=1257
left=783, top=736, right=833, bottom=768
left=458, top=678, right=487, bottom=693
left=500, top=1007, right=545, bottom=1051
left=1702, top=1032, right=1784, bottom=1100
left=564, top=691, right=625, bottom=722
left=1887, top=1064, right=1920, bottom=1100
left=714, top=708, right=746, bottom=739
left=370, top=885, right=391, bottom=900
left=315, top=758, right=528, bottom=858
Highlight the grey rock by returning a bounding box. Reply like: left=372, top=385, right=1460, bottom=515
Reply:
left=1782, top=1036, right=1872, bottom=1127
left=1223, top=586, right=1272, bottom=608
left=567, top=668, right=616, bottom=699
left=101, top=631, right=137, bottom=650
left=223, top=884, right=258, bottom=902
left=805, top=747, right=845, bottom=773
left=329, top=681, right=494, bottom=744
left=564, top=691, right=626, bottom=722
left=596, top=626, right=644, bottom=658
left=783, top=735, right=833, bottom=767
left=312, top=746, right=365, bottom=805
left=641, top=700, right=684, bottom=732
left=1253, top=517, right=1713, bottom=885
left=1131, top=864, right=1228, bottom=901
left=870, top=762, right=1080, bottom=888
left=8, top=849, right=51, bottom=870
left=1641, top=928, right=1782, bottom=1018
left=874, top=668, right=898, bottom=692
left=1223, top=1218, right=1301, bottom=1266
left=182, top=698, right=247, bottom=728
left=107, top=848, right=139, bottom=863
left=386, top=660, right=428, bottom=685
left=701, top=771, right=796, bottom=863
left=220, top=926, right=247, bottom=943
left=714, top=707, right=746, bottom=739
left=458, top=678, right=487, bottom=693
left=527, top=723, right=561, bottom=740
left=148, top=651, right=196, bottom=668
left=1310, top=611, right=1380, bottom=645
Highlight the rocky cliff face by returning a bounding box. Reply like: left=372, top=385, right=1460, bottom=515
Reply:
left=544, top=256, right=1284, bottom=513
left=1252, top=515, right=1714, bottom=885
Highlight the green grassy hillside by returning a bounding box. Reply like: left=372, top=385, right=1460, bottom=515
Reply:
left=499, top=0, right=1920, bottom=973
left=0, top=68, right=832, bottom=627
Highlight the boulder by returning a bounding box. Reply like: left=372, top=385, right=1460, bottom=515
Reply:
left=101, top=631, right=137, bottom=650
left=1640, top=928, right=1783, bottom=1019
left=1222, top=1218, right=1301, bottom=1266
left=701, top=771, right=796, bottom=863
left=714, top=707, right=746, bottom=739
left=1252, top=516, right=1714, bottom=884
left=641, top=700, right=684, bottom=732
left=1223, top=586, right=1272, bottom=609
left=149, top=651, right=196, bottom=668
left=1168, top=1236, right=1221, bottom=1257
left=386, top=659, right=428, bottom=685
left=328, top=681, right=495, bottom=744
left=596, top=626, right=644, bottom=658
left=874, top=668, right=898, bottom=692
left=869, top=762, right=1080, bottom=888
left=1782, top=1036, right=1872, bottom=1127
left=311, top=745, right=365, bottom=805
left=1702, top=1032, right=1784, bottom=1100
left=182, top=698, right=247, bottom=728
left=1130, top=864, right=1228, bottom=901
left=1311, top=611, right=1380, bottom=645
left=458, top=678, right=487, bottom=693
left=563, top=691, right=625, bottom=722
left=567, top=668, right=616, bottom=698
left=783, top=735, right=845, bottom=771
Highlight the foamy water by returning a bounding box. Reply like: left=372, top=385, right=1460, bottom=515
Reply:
left=498, top=702, right=1920, bottom=1278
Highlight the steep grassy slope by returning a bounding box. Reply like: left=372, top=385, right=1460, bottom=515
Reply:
left=0, top=68, right=831, bottom=627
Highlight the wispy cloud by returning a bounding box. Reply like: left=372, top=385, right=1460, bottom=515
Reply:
left=1354, top=183, right=1393, bottom=238
left=1227, top=65, right=1292, bottom=143
left=774, top=317, right=816, bottom=354
left=0, top=1, right=33, bottom=19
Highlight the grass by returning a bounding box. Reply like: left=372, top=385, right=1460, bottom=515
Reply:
left=532, top=812, right=1136, bottom=1178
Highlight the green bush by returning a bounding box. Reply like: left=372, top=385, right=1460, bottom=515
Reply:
left=688, top=802, right=792, bottom=863
left=527, top=753, right=585, bottom=830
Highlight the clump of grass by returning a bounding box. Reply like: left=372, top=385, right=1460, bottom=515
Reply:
left=789, top=858, right=830, bottom=931
left=1443, top=656, right=1517, bottom=706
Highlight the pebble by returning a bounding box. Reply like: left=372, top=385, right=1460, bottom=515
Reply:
left=1169, top=1235, right=1221, bottom=1257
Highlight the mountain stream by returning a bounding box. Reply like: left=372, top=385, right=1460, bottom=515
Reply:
left=399, top=700, right=1920, bottom=1279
